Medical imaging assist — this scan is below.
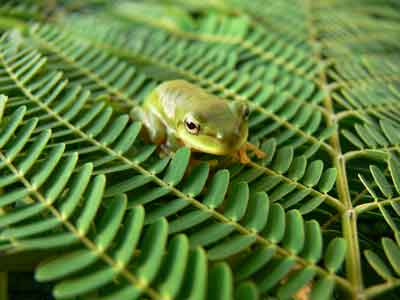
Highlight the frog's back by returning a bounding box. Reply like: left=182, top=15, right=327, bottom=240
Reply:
left=154, top=80, right=228, bottom=119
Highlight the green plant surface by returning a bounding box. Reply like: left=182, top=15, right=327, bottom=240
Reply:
left=0, top=0, right=400, bottom=299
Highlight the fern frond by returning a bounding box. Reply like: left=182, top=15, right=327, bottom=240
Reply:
left=331, top=60, right=400, bottom=123
left=232, top=141, right=341, bottom=212
left=1, top=0, right=400, bottom=299
left=30, top=24, right=157, bottom=110
left=57, top=20, right=336, bottom=157
left=0, top=99, right=105, bottom=252
left=342, top=119, right=400, bottom=161
left=0, top=0, right=43, bottom=21
left=65, top=12, right=321, bottom=100
left=36, top=213, right=260, bottom=300
left=357, top=155, right=400, bottom=235
left=0, top=93, right=263, bottom=300
left=18, top=29, right=342, bottom=210
left=111, top=2, right=319, bottom=79
left=0, top=97, right=260, bottom=300
left=364, top=237, right=400, bottom=298
left=227, top=0, right=312, bottom=48
left=15, top=24, right=343, bottom=211
left=0, top=33, right=351, bottom=298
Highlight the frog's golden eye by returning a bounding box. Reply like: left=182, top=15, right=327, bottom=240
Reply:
left=184, top=118, right=200, bottom=135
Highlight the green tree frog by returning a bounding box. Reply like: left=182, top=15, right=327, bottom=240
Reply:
left=131, top=80, right=265, bottom=163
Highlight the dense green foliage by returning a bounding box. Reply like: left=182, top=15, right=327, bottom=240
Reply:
left=0, top=0, right=400, bottom=299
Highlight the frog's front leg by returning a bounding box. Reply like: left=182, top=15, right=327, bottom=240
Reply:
left=162, top=130, right=183, bottom=153
left=130, top=106, right=166, bottom=145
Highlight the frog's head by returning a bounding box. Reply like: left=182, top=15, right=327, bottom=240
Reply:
left=176, top=100, right=249, bottom=155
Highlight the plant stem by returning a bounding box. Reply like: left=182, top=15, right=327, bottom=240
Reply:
left=332, top=119, right=364, bottom=298
left=303, top=0, right=364, bottom=298
left=365, top=279, right=400, bottom=298
left=0, top=272, right=7, bottom=300
left=355, top=196, right=400, bottom=214
left=342, top=208, right=363, bottom=297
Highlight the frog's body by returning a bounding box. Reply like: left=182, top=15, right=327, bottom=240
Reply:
left=131, top=80, right=264, bottom=162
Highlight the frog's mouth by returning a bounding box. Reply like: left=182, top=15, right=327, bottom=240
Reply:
left=176, top=124, right=248, bottom=155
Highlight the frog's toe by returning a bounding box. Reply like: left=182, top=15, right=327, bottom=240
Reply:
left=245, top=142, right=266, bottom=159
left=239, top=148, right=251, bottom=164
left=254, top=148, right=267, bottom=159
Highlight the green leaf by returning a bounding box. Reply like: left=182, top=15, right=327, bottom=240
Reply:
left=203, top=169, right=230, bottom=208
left=235, top=282, right=259, bottom=300
left=157, top=235, right=189, bottom=298
left=257, top=257, right=296, bottom=293
left=364, top=250, right=394, bottom=279
left=303, top=160, right=324, bottom=187
left=272, top=146, right=293, bottom=174
left=382, top=238, right=400, bottom=276
left=208, top=263, right=233, bottom=300
left=242, top=192, right=269, bottom=232
left=282, top=210, right=304, bottom=254
left=163, top=147, right=191, bottom=186
left=324, top=238, right=346, bottom=273
left=263, top=204, right=285, bottom=243
left=277, top=267, right=315, bottom=299
left=223, top=182, right=249, bottom=221
left=181, top=162, right=209, bottom=196
left=301, top=220, right=322, bottom=263
left=287, top=156, right=307, bottom=181
left=381, top=119, right=400, bottom=145
left=341, top=129, right=365, bottom=149
left=299, top=196, right=325, bottom=215
left=234, top=246, right=275, bottom=281
left=388, top=154, right=400, bottom=195
left=178, top=248, right=207, bottom=300
left=310, top=277, right=335, bottom=300
left=207, top=235, right=256, bottom=260
left=319, top=168, right=337, bottom=193
left=370, top=165, right=393, bottom=198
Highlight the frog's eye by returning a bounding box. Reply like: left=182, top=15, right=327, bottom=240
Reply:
left=184, top=118, right=200, bottom=135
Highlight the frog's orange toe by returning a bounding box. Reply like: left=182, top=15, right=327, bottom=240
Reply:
left=245, top=142, right=266, bottom=159
left=254, top=148, right=267, bottom=159
left=239, top=148, right=251, bottom=164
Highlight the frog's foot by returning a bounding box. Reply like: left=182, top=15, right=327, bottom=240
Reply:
left=238, top=147, right=251, bottom=164
left=234, top=142, right=266, bottom=164
left=244, top=142, right=267, bottom=159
